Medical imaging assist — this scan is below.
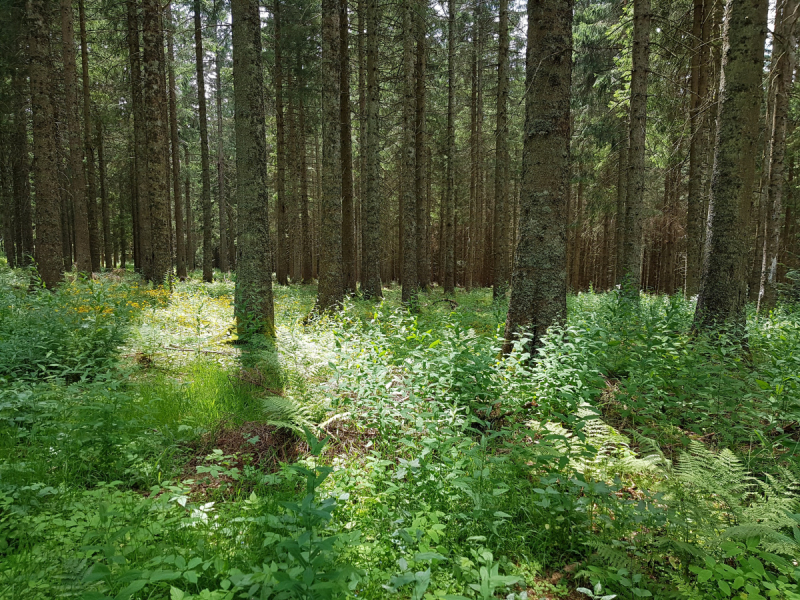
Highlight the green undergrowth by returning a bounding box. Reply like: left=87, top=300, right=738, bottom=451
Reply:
left=2, top=265, right=800, bottom=599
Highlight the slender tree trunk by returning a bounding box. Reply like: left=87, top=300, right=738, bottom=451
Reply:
left=415, top=0, right=429, bottom=291
left=357, top=0, right=366, bottom=284
left=493, top=0, right=510, bottom=299
left=128, top=0, right=150, bottom=275
left=185, top=144, right=195, bottom=271
left=615, top=130, right=627, bottom=284
left=686, top=0, right=709, bottom=296
left=215, top=12, right=228, bottom=272
left=759, top=0, right=798, bottom=310
left=78, top=0, right=100, bottom=271
left=142, top=0, right=171, bottom=282
left=11, top=48, right=33, bottom=266
left=694, top=0, right=769, bottom=331
left=97, top=121, right=112, bottom=268
left=360, top=0, right=381, bottom=299
left=194, top=0, right=214, bottom=283
left=274, top=0, right=288, bottom=285
left=444, top=0, right=456, bottom=295
left=317, top=0, right=343, bottom=311
left=401, top=0, right=418, bottom=304
left=166, top=3, right=185, bottom=279
left=503, top=0, right=573, bottom=354
left=28, top=0, right=63, bottom=287
left=620, top=0, right=651, bottom=295
left=341, top=0, right=356, bottom=294
left=60, top=0, right=90, bottom=272
left=299, top=96, right=313, bottom=284
left=231, top=0, right=275, bottom=337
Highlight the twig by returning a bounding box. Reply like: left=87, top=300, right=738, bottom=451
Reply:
left=164, top=345, right=234, bottom=356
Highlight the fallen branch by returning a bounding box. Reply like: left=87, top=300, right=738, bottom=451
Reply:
left=164, top=345, right=234, bottom=356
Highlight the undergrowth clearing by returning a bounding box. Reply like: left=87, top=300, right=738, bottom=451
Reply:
left=2, top=265, right=800, bottom=599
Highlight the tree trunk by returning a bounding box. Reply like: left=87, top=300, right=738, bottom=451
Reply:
left=317, top=0, right=343, bottom=311
left=97, top=121, right=112, bottom=268
left=444, top=0, right=456, bottom=295
left=28, top=0, right=64, bottom=287
left=415, top=0, right=429, bottom=291
left=274, top=0, right=288, bottom=285
left=78, top=0, right=100, bottom=272
left=128, top=0, right=150, bottom=275
left=694, top=0, right=769, bottom=331
left=60, top=0, right=90, bottom=272
left=759, top=0, right=798, bottom=311
left=341, top=0, right=356, bottom=294
left=503, top=0, right=572, bottom=353
left=11, top=47, right=33, bottom=266
left=167, top=2, right=185, bottom=279
left=615, top=130, right=627, bottom=284
left=620, top=0, right=651, bottom=295
left=360, top=0, right=381, bottom=299
left=215, top=12, right=228, bottom=272
left=401, top=0, right=418, bottom=304
left=299, top=95, right=313, bottom=284
left=493, top=0, right=510, bottom=299
left=185, top=144, right=195, bottom=271
left=686, top=0, right=709, bottom=296
left=194, top=0, right=214, bottom=283
left=231, top=0, right=275, bottom=337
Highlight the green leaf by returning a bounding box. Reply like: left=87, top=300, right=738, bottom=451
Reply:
left=718, top=580, right=731, bottom=596
left=414, top=552, right=447, bottom=562
left=697, top=569, right=713, bottom=583
left=169, top=588, right=185, bottom=600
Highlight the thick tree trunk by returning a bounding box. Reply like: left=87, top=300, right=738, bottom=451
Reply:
left=317, top=0, right=343, bottom=311
left=194, top=0, right=214, bottom=283
left=493, top=0, right=510, bottom=299
left=614, top=130, right=627, bottom=284
left=299, top=96, right=313, bottom=284
left=444, top=0, right=456, bottom=295
left=142, top=0, right=171, bottom=282
left=620, top=0, right=651, bottom=295
left=28, top=0, right=63, bottom=287
left=503, top=0, right=572, bottom=353
left=231, top=0, right=275, bottom=337
left=341, top=0, right=356, bottom=294
left=694, top=0, right=769, bottom=331
left=11, top=51, right=33, bottom=266
left=401, top=0, right=418, bottom=304
left=360, top=0, right=381, bottom=299
left=167, top=3, right=185, bottom=279
left=60, top=0, right=90, bottom=272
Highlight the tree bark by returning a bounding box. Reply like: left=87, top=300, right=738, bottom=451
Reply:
left=360, top=0, right=381, bottom=299
left=142, top=0, right=171, bottom=282
left=503, top=0, right=572, bottom=354
left=401, top=0, right=418, bottom=304
left=185, top=144, right=195, bottom=271
left=299, top=95, right=313, bottom=284
left=686, top=0, right=709, bottom=296
left=231, top=0, right=275, bottom=337
left=78, top=0, right=100, bottom=272
left=60, top=0, right=90, bottom=272
left=215, top=10, right=228, bottom=272
left=167, top=2, right=185, bottom=279
left=759, top=0, right=798, bottom=311
left=28, top=0, right=64, bottom=287
left=415, top=0, right=429, bottom=291
left=11, top=44, right=33, bottom=267
left=317, top=0, right=343, bottom=311
left=274, top=0, right=288, bottom=285
left=694, top=0, right=769, bottom=331
left=620, top=0, right=651, bottom=295
left=444, top=0, right=456, bottom=295
left=194, top=0, right=214, bottom=283
left=97, top=121, right=113, bottom=268
left=127, top=0, right=150, bottom=275
left=341, top=0, right=356, bottom=294
left=493, top=0, right=510, bottom=299
left=614, top=129, right=627, bottom=284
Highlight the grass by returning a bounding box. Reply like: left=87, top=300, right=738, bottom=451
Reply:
left=1, top=263, right=800, bottom=599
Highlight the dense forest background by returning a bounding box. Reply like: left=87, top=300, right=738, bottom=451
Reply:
left=4, top=0, right=800, bottom=599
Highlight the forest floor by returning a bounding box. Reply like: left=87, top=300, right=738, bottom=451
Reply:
left=2, top=264, right=800, bottom=600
